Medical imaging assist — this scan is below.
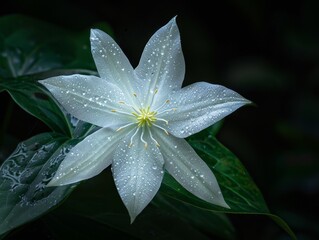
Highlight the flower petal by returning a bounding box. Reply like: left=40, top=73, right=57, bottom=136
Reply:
left=90, top=29, right=138, bottom=98
left=40, top=74, right=133, bottom=129
left=48, top=128, right=124, bottom=186
left=154, top=129, right=229, bottom=208
left=112, top=130, right=164, bottom=222
left=134, top=17, right=185, bottom=105
left=161, top=82, right=251, bottom=138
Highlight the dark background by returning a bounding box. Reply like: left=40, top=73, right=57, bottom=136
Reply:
left=1, top=0, right=319, bottom=239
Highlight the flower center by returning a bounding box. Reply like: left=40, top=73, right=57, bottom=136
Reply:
left=133, top=107, right=157, bottom=127
left=111, top=91, right=176, bottom=148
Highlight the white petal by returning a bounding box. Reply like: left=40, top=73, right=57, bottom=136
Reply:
left=48, top=128, right=124, bottom=186
left=90, top=29, right=138, bottom=99
left=134, top=17, right=185, bottom=105
left=40, top=74, right=133, bottom=129
left=112, top=130, right=164, bottom=222
left=161, top=82, right=251, bottom=138
left=154, top=129, right=229, bottom=208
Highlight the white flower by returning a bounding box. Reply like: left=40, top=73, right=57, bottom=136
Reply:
left=40, top=17, right=250, bottom=222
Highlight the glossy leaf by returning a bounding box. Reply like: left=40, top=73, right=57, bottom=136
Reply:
left=152, top=193, right=236, bottom=240
left=0, top=14, right=95, bottom=78
left=0, top=132, right=78, bottom=236
left=0, top=77, right=72, bottom=136
left=0, top=14, right=101, bottom=135
left=160, top=127, right=296, bottom=239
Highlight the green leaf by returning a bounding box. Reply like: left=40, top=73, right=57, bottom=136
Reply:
left=161, top=134, right=268, bottom=212
left=0, top=77, right=72, bottom=136
left=192, top=137, right=269, bottom=212
left=0, top=132, right=78, bottom=236
left=160, top=129, right=296, bottom=239
left=0, top=14, right=96, bottom=78
left=152, top=193, right=236, bottom=240
left=0, top=72, right=98, bottom=137
left=0, top=14, right=104, bottom=134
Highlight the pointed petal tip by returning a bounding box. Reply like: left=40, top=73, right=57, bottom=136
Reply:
left=243, top=98, right=253, bottom=105
left=46, top=171, right=82, bottom=187
left=38, top=79, right=59, bottom=93
left=240, top=98, right=254, bottom=109
left=46, top=177, right=78, bottom=187
left=171, top=15, right=177, bottom=22
left=46, top=178, right=59, bottom=187
left=162, top=16, right=178, bottom=30
left=127, top=206, right=140, bottom=224
left=90, top=28, right=98, bottom=36
left=90, top=29, right=101, bottom=40
left=219, top=199, right=231, bottom=209
left=90, top=28, right=111, bottom=37
left=38, top=77, right=63, bottom=87
left=38, top=79, right=49, bottom=86
left=199, top=190, right=231, bottom=209
left=168, top=16, right=178, bottom=27
left=90, top=28, right=108, bottom=41
left=208, top=194, right=231, bottom=209
left=129, top=214, right=136, bottom=224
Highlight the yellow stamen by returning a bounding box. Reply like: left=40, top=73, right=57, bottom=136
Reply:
left=136, top=106, right=157, bottom=127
